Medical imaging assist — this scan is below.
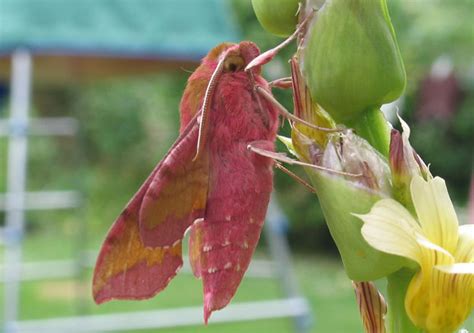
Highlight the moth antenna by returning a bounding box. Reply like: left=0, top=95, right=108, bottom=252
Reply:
left=180, top=67, right=194, bottom=74
left=269, top=77, right=293, bottom=89
left=193, top=52, right=228, bottom=161
left=245, top=11, right=315, bottom=71
left=255, top=86, right=341, bottom=133
left=275, top=162, right=316, bottom=193
left=247, top=142, right=362, bottom=178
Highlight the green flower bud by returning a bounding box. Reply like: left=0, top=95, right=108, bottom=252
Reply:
left=389, top=117, right=430, bottom=212
left=303, top=0, right=406, bottom=123
left=252, top=0, right=300, bottom=37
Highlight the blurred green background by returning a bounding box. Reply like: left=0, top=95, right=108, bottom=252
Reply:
left=0, top=0, right=473, bottom=332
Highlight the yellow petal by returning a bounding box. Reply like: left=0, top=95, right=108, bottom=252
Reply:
left=428, top=266, right=473, bottom=333
left=411, top=176, right=459, bottom=255
left=358, top=199, right=423, bottom=265
left=436, top=263, right=474, bottom=274
left=406, top=263, right=474, bottom=333
left=406, top=236, right=454, bottom=309
left=417, top=236, right=455, bottom=268
left=410, top=237, right=454, bottom=300
left=455, top=225, right=474, bottom=263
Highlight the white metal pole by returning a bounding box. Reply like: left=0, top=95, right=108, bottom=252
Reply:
left=3, top=50, right=32, bottom=333
left=265, top=195, right=312, bottom=333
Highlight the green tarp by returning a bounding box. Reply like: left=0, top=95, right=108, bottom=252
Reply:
left=0, top=0, right=241, bottom=60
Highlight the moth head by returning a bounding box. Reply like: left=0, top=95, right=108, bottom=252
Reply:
left=238, top=41, right=261, bottom=75
left=206, top=42, right=261, bottom=74
left=237, top=41, right=260, bottom=66
left=223, top=53, right=245, bottom=73
left=223, top=42, right=261, bottom=73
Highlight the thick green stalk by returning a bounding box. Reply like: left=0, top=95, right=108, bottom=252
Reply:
left=348, top=107, right=391, bottom=158
left=386, top=269, right=421, bottom=333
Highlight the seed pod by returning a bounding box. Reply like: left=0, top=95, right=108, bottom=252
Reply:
left=282, top=128, right=408, bottom=281
left=303, top=0, right=406, bottom=123
left=252, top=0, right=300, bottom=37
left=308, top=169, right=406, bottom=281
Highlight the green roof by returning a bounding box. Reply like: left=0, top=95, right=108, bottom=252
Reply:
left=0, top=0, right=241, bottom=60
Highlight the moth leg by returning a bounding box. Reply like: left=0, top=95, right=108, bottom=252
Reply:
left=269, top=77, right=293, bottom=90
left=247, top=140, right=362, bottom=178
left=245, top=11, right=315, bottom=71
left=255, top=85, right=342, bottom=133
left=274, top=162, right=316, bottom=193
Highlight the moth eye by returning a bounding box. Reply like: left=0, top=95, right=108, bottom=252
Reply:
left=223, top=55, right=245, bottom=73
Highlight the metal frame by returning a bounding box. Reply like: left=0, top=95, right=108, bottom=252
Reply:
left=13, top=298, right=309, bottom=333
left=1, top=49, right=312, bottom=333
left=3, top=50, right=34, bottom=333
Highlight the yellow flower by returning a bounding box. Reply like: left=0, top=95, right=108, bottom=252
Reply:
left=356, top=175, right=474, bottom=333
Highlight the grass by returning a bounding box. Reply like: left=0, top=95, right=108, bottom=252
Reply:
left=0, top=227, right=366, bottom=333
left=0, top=259, right=362, bottom=333
left=1, top=228, right=472, bottom=333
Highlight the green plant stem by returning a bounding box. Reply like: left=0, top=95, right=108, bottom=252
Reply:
left=348, top=107, right=390, bottom=158
left=386, top=269, right=421, bottom=333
